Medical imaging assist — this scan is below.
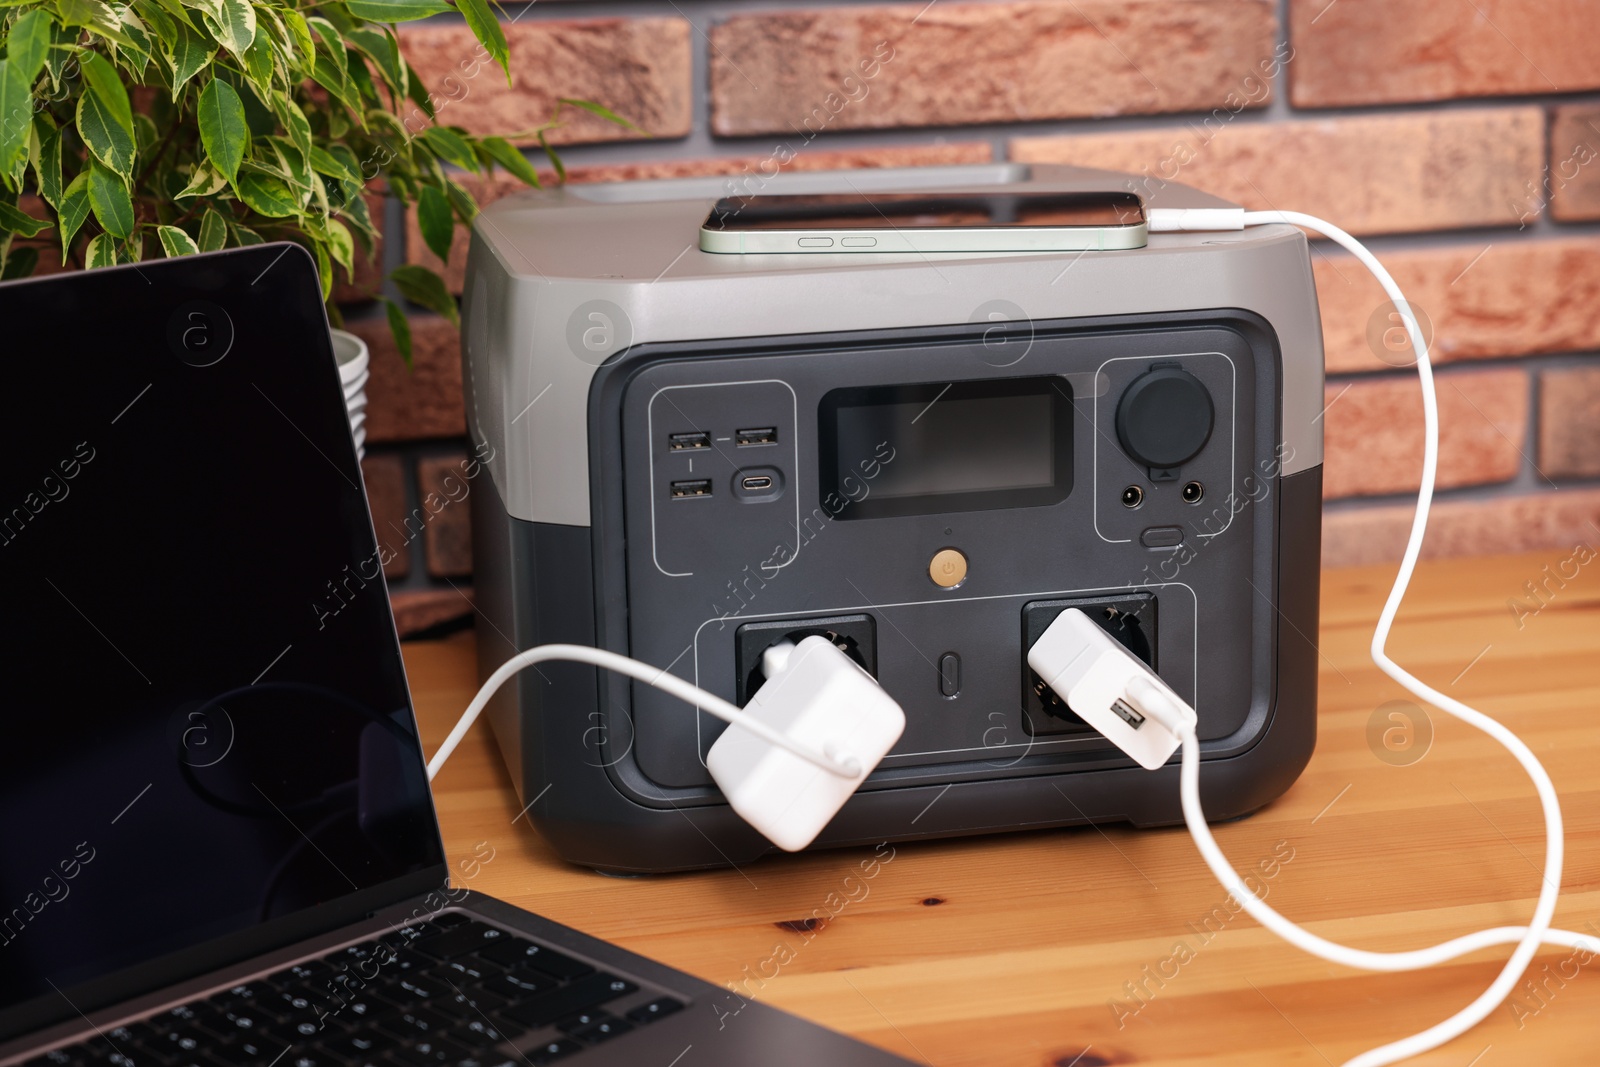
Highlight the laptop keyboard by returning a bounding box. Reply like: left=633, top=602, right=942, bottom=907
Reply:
left=23, top=914, right=685, bottom=1067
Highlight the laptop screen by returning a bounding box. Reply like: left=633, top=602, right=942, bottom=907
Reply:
left=0, top=247, right=446, bottom=1031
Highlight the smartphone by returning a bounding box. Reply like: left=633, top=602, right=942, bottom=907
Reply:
left=699, top=190, right=1147, bottom=254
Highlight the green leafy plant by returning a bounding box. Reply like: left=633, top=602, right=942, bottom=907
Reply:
left=0, top=0, right=631, bottom=358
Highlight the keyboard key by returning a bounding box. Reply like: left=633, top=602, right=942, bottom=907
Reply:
left=323, top=1031, right=382, bottom=1060
left=375, top=1007, right=453, bottom=1041
left=499, top=974, right=633, bottom=1029
left=553, top=1010, right=611, bottom=1033
left=516, top=953, right=592, bottom=984
left=411, top=924, right=506, bottom=961
left=625, top=998, right=684, bottom=1025
left=473, top=942, right=591, bottom=983
left=570, top=1018, right=633, bottom=1044
left=281, top=1054, right=339, bottom=1067
left=208, top=1037, right=288, bottom=1067
left=477, top=975, right=548, bottom=1002
left=148, top=1030, right=205, bottom=1058
left=266, top=962, right=333, bottom=988
left=430, top=988, right=509, bottom=1022
left=389, top=1038, right=473, bottom=1067
left=526, top=1040, right=582, bottom=1066
left=432, top=913, right=471, bottom=928
left=447, top=1019, right=508, bottom=1048
left=437, top=957, right=502, bottom=984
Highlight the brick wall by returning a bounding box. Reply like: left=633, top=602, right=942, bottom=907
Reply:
left=351, top=0, right=1600, bottom=636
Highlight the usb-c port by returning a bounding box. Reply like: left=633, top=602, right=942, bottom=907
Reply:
left=670, top=479, right=712, bottom=499
left=736, top=427, right=778, bottom=447
left=669, top=431, right=711, bottom=451
left=740, top=474, right=774, bottom=491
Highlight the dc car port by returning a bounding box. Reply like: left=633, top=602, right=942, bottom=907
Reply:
left=1181, top=481, right=1205, bottom=504
left=670, top=479, right=712, bottom=499
left=668, top=431, right=711, bottom=451
left=736, top=427, right=778, bottom=447
left=1121, top=485, right=1144, bottom=508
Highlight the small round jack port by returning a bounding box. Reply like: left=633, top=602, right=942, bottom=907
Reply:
left=1120, top=485, right=1144, bottom=508
left=1182, top=480, right=1205, bottom=504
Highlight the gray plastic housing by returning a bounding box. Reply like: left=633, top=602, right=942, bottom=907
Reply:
left=463, top=164, right=1324, bottom=872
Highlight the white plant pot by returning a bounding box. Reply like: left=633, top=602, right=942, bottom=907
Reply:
left=330, top=328, right=370, bottom=460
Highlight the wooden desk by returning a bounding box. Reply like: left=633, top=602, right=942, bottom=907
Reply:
left=410, top=551, right=1600, bottom=1066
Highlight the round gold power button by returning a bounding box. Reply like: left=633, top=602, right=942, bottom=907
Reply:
left=929, top=548, right=968, bottom=589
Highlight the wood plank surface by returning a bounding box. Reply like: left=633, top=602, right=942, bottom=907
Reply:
left=409, top=549, right=1600, bottom=1066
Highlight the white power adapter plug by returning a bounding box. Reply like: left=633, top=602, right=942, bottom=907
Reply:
left=1026, top=608, right=1195, bottom=770
left=706, top=635, right=906, bottom=851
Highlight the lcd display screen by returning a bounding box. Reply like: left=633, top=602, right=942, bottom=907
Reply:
left=820, top=377, right=1073, bottom=519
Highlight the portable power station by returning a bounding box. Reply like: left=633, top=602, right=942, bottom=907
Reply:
left=462, top=163, right=1324, bottom=873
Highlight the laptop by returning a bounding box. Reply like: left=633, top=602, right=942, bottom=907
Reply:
left=0, top=245, right=913, bottom=1067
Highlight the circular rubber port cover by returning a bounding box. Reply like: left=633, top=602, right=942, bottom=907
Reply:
left=1115, top=366, right=1215, bottom=470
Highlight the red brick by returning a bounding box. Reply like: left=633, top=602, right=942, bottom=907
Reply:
left=1322, top=369, right=1528, bottom=499
left=409, top=142, right=995, bottom=293
left=391, top=588, right=474, bottom=638
left=1010, top=108, right=1544, bottom=236
left=1322, top=490, right=1600, bottom=569
left=417, top=453, right=474, bottom=579
left=1287, top=0, right=1600, bottom=108
left=346, top=315, right=464, bottom=443
left=1313, top=238, right=1600, bottom=374
left=709, top=1, right=1281, bottom=136
left=1549, top=106, right=1600, bottom=222
left=360, top=454, right=412, bottom=579
left=1539, top=366, right=1600, bottom=480
left=399, top=18, right=690, bottom=146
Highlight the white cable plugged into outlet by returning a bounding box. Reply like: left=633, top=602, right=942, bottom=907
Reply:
left=427, top=638, right=904, bottom=853
left=1022, top=206, right=1587, bottom=1067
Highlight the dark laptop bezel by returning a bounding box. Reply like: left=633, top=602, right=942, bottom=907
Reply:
left=0, top=246, right=452, bottom=1044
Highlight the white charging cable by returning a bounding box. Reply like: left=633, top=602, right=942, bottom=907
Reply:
left=425, top=643, right=861, bottom=781
left=1135, top=207, right=1588, bottom=1065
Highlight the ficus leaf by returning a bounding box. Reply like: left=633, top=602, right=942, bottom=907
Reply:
left=455, top=0, right=509, bottom=86
left=158, top=224, right=200, bottom=256
left=177, top=161, right=229, bottom=198
left=559, top=96, right=647, bottom=134
left=75, top=82, right=137, bottom=179
left=85, top=232, right=118, bottom=268
left=57, top=171, right=91, bottom=258
left=389, top=264, right=458, bottom=326
left=419, top=126, right=479, bottom=174
left=1, top=246, right=39, bottom=280
left=198, top=78, right=249, bottom=184
left=0, top=200, right=52, bottom=238
left=416, top=184, right=452, bottom=263
left=0, top=61, right=33, bottom=176
left=322, top=217, right=353, bottom=277
left=206, top=0, right=256, bottom=58
left=479, top=136, right=540, bottom=188
left=87, top=159, right=135, bottom=239
left=7, top=9, right=54, bottom=87
left=382, top=297, right=413, bottom=366
left=80, top=52, right=135, bottom=131
left=35, top=121, right=63, bottom=208
left=167, top=18, right=215, bottom=91
left=198, top=207, right=227, bottom=251
left=236, top=170, right=298, bottom=217
left=342, top=0, right=451, bottom=23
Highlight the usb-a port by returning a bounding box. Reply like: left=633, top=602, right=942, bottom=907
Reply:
left=736, top=427, right=778, bottom=447
left=668, top=431, right=711, bottom=451
left=670, top=479, right=713, bottom=499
